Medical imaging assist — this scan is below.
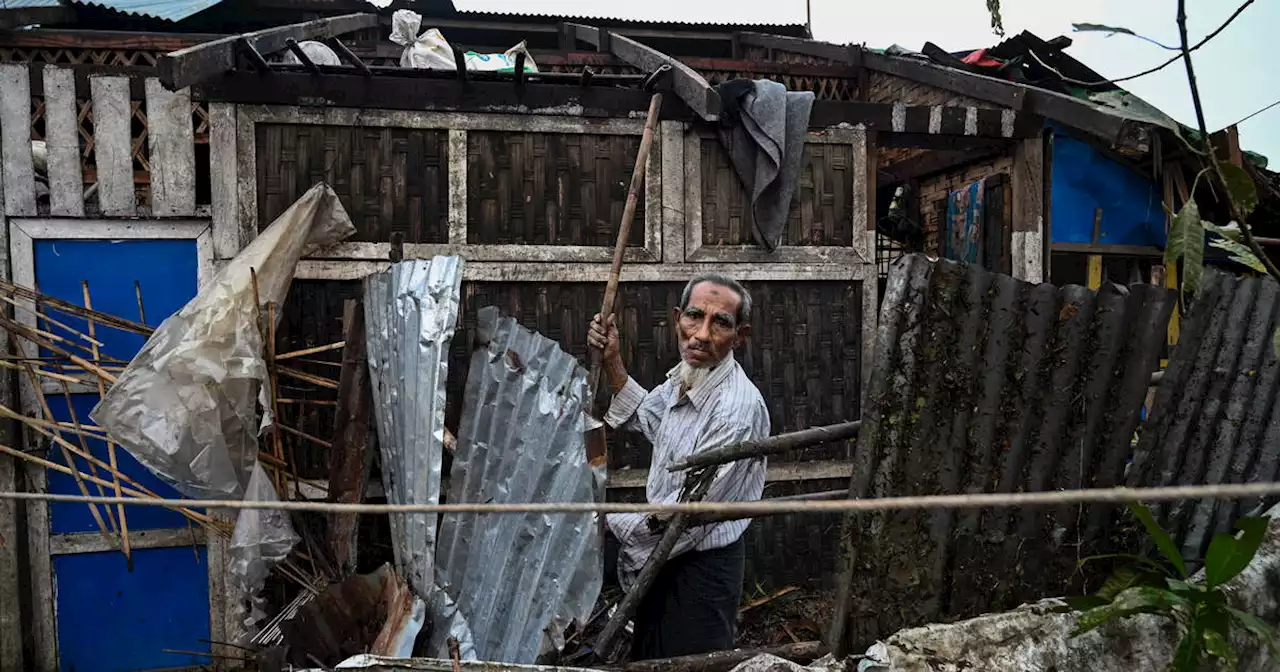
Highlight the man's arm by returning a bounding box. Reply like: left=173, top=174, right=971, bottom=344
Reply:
left=588, top=313, right=659, bottom=440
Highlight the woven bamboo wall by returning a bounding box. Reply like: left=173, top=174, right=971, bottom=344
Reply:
left=466, top=131, right=646, bottom=246
left=256, top=124, right=449, bottom=243
left=700, top=140, right=856, bottom=246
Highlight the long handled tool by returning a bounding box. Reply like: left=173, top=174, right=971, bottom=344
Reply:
left=584, top=64, right=671, bottom=472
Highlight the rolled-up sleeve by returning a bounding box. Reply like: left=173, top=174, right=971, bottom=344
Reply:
left=604, top=376, right=648, bottom=429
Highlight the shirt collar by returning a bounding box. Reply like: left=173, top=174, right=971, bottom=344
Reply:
left=665, top=350, right=737, bottom=410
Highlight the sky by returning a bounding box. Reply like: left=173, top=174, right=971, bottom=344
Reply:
left=455, top=0, right=1279, bottom=165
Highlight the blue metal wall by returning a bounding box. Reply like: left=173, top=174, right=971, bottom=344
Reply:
left=1049, top=124, right=1166, bottom=247
left=34, top=238, right=213, bottom=671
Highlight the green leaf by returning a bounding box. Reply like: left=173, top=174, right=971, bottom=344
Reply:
left=1172, top=624, right=1205, bottom=672
left=1072, top=22, right=1137, bottom=36
left=1203, top=626, right=1238, bottom=671
left=1098, top=565, right=1165, bottom=601
left=1209, top=237, right=1268, bottom=273
left=1061, top=595, right=1110, bottom=612
left=1129, top=502, right=1189, bottom=578
left=1165, top=201, right=1205, bottom=298
left=1078, top=553, right=1169, bottom=574
left=1204, top=517, right=1270, bottom=588
left=1203, top=220, right=1243, bottom=242
left=1071, top=587, right=1188, bottom=636
left=1225, top=606, right=1279, bottom=651
left=1220, top=163, right=1260, bottom=217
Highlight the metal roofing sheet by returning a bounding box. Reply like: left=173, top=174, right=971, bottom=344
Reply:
left=364, top=256, right=464, bottom=600
left=1128, top=269, right=1280, bottom=561
left=435, top=305, right=600, bottom=664
left=67, top=0, right=224, bottom=23
left=833, top=254, right=1175, bottom=652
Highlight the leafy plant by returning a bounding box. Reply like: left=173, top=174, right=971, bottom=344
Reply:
left=1068, top=502, right=1277, bottom=671
left=985, top=0, right=1004, bottom=36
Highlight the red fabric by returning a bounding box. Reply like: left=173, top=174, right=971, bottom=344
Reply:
left=961, top=48, right=1004, bottom=68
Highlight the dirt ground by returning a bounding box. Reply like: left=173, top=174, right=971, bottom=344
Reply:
left=736, top=586, right=835, bottom=648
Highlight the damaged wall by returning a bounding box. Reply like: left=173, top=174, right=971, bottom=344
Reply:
left=833, top=254, right=1175, bottom=653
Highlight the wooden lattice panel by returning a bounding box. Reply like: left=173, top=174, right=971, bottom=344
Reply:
left=466, top=130, right=646, bottom=246
left=0, top=47, right=160, bottom=66
left=699, top=139, right=855, bottom=246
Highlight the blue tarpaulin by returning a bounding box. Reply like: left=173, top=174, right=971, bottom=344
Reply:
left=1049, top=124, right=1165, bottom=247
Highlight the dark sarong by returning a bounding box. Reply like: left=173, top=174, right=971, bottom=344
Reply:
left=605, top=531, right=745, bottom=661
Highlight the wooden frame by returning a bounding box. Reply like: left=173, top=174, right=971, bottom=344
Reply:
left=683, top=125, right=874, bottom=265
left=9, top=217, right=218, bottom=672
left=233, top=106, right=665, bottom=264
left=158, top=13, right=379, bottom=90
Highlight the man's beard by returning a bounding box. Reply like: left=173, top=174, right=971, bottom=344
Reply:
left=673, top=358, right=714, bottom=392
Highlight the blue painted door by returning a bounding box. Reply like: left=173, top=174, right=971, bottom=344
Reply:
left=33, top=238, right=214, bottom=671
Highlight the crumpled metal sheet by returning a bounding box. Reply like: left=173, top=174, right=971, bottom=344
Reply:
left=434, top=306, right=601, bottom=664
left=363, top=257, right=464, bottom=600
left=833, top=254, right=1174, bottom=653
left=1128, top=269, right=1280, bottom=561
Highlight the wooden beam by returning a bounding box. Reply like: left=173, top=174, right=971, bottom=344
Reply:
left=157, top=12, right=379, bottom=90
left=859, top=48, right=1026, bottom=111
left=0, top=28, right=223, bottom=51
left=564, top=22, right=720, bottom=120
left=0, top=7, right=75, bottom=30
left=735, top=31, right=857, bottom=64
left=1023, top=87, right=1149, bottom=151
left=880, top=145, right=1011, bottom=185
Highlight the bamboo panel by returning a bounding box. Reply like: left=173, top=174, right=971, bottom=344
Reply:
left=466, top=130, right=647, bottom=247
left=867, top=72, right=991, bottom=108
left=700, top=140, right=856, bottom=247
left=255, top=124, right=449, bottom=244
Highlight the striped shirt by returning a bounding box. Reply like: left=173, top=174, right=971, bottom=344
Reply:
left=604, top=351, right=769, bottom=591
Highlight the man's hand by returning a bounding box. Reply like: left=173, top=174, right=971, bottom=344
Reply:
left=588, top=313, right=621, bottom=362
left=589, top=313, right=629, bottom=393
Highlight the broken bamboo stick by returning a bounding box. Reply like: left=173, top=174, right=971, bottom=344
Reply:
left=0, top=294, right=105, bottom=347
left=0, top=315, right=118, bottom=384
left=0, top=278, right=152, bottom=336
left=668, top=420, right=862, bottom=473
left=278, top=366, right=340, bottom=390
left=266, top=300, right=289, bottom=491
left=276, top=341, right=346, bottom=361
left=51, top=361, right=119, bottom=534
left=83, top=281, right=132, bottom=568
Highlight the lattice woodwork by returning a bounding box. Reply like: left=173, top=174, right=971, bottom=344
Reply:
left=700, top=139, right=855, bottom=246
left=542, top=61, right=859, bottom=101
left=0, top=47, right=159, bottom=67
left=256, top=123, right=449, bottom=243
left=466, top=130, right=646, bottom=246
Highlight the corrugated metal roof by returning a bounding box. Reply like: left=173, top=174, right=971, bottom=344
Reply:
left=453, top=0, right=806, bottom=31
left=364, top=256, right=464, bottom=600
left=435, top=305, right=600, bottom=664
left=833, top=254, right=1175, bottom=652
left=67, top=0, right=224, bottom=23
left=0, top=1, right=66, bottom=8
left=1128, top=269, right=1280, bottom=561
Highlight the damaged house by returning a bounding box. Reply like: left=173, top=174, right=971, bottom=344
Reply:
left=0, top=1, right=1276, bottom=670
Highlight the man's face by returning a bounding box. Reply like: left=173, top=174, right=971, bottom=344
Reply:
left=673, top=281, right=750, bottom=368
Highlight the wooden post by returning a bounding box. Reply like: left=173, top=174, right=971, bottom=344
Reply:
left=1011, top=134, right=1046, bottom=283
left=327, top=299, right=371, bottom=574
left=1087, top=208, right=1104, bottom=289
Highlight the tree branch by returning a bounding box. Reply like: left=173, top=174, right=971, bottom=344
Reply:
left=1177, top=0, right=1280, bottom=284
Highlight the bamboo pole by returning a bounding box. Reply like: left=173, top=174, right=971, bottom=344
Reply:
left=83, top=281, right=132, bottom=567
left=0, top=278, right=152, bottom=336
left=275, top=341, right=345, bottom=361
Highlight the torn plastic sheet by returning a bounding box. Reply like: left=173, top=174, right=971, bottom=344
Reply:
left=230, top=463, right=301, bottom=630
left=318, top=654, right=600, bottom=671
left=91, top=182, right=355, bottom=634
left=435, top=306, right=602, bottom=663
left=364, top=257, right=464, bottom=601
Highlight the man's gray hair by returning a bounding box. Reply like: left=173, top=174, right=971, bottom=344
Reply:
left=679, top=273, right=753, bottom=327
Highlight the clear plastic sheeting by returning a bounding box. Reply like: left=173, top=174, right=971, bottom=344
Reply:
left=92, top=182, right=356, bottom=500
left=435, top=306, right=602, bottom=664
left=91, top=181, right=354, bottom=636
left=364, top=257, right=464, bottom=600
left=230, top=463, right=301, bottom=629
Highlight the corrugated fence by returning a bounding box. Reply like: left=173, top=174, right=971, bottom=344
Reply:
left=833, top=254, right=1175, bottom=652
left=1129, top=269, right=1280, bottom=561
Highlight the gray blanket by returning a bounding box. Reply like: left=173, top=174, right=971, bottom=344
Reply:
left=715, top=79, right=815, bottom=251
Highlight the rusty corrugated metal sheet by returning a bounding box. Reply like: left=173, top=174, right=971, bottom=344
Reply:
left=833, top=254, right=1175, bottom=652
left=1128, top=269, right=1280, bottom=561
left=435, top=306, right=601, bottom=664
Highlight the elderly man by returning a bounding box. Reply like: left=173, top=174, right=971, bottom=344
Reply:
left=588, top=273, right=769, bottom=660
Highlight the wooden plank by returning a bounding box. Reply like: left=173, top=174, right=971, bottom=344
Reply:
left=861, top=49, right=1025, bottom=111
left=144, top=78, right=196, bottom=217
left=1011, top=134, right=1046, bottom=283
left=43, top=66, right=84, bottom=218
left=1052, top=242, right=1164, bottom=257
left=564, top=23, right=721, bottom=121
left=0, top=64, right=35, bottom=217
left=89, top=75, right=135, bottom=217
left=660, top=120, right=686, bottom=265
left=0, top=7, right=75, bottom=30
left=0, top=28, right=220, bottom=51
left=158, top=13, right=379, bottom=90
left=209, top=103, right=239, bottom=259
left=446, top=129, right=467, bottom=246
left=49, top=527, right=207, bottom=556
left=735, top=31, right=856, bottom=64
left=1024, top=88, right=1149, bottom=150
left=327, top=299, right=370, bottom=574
